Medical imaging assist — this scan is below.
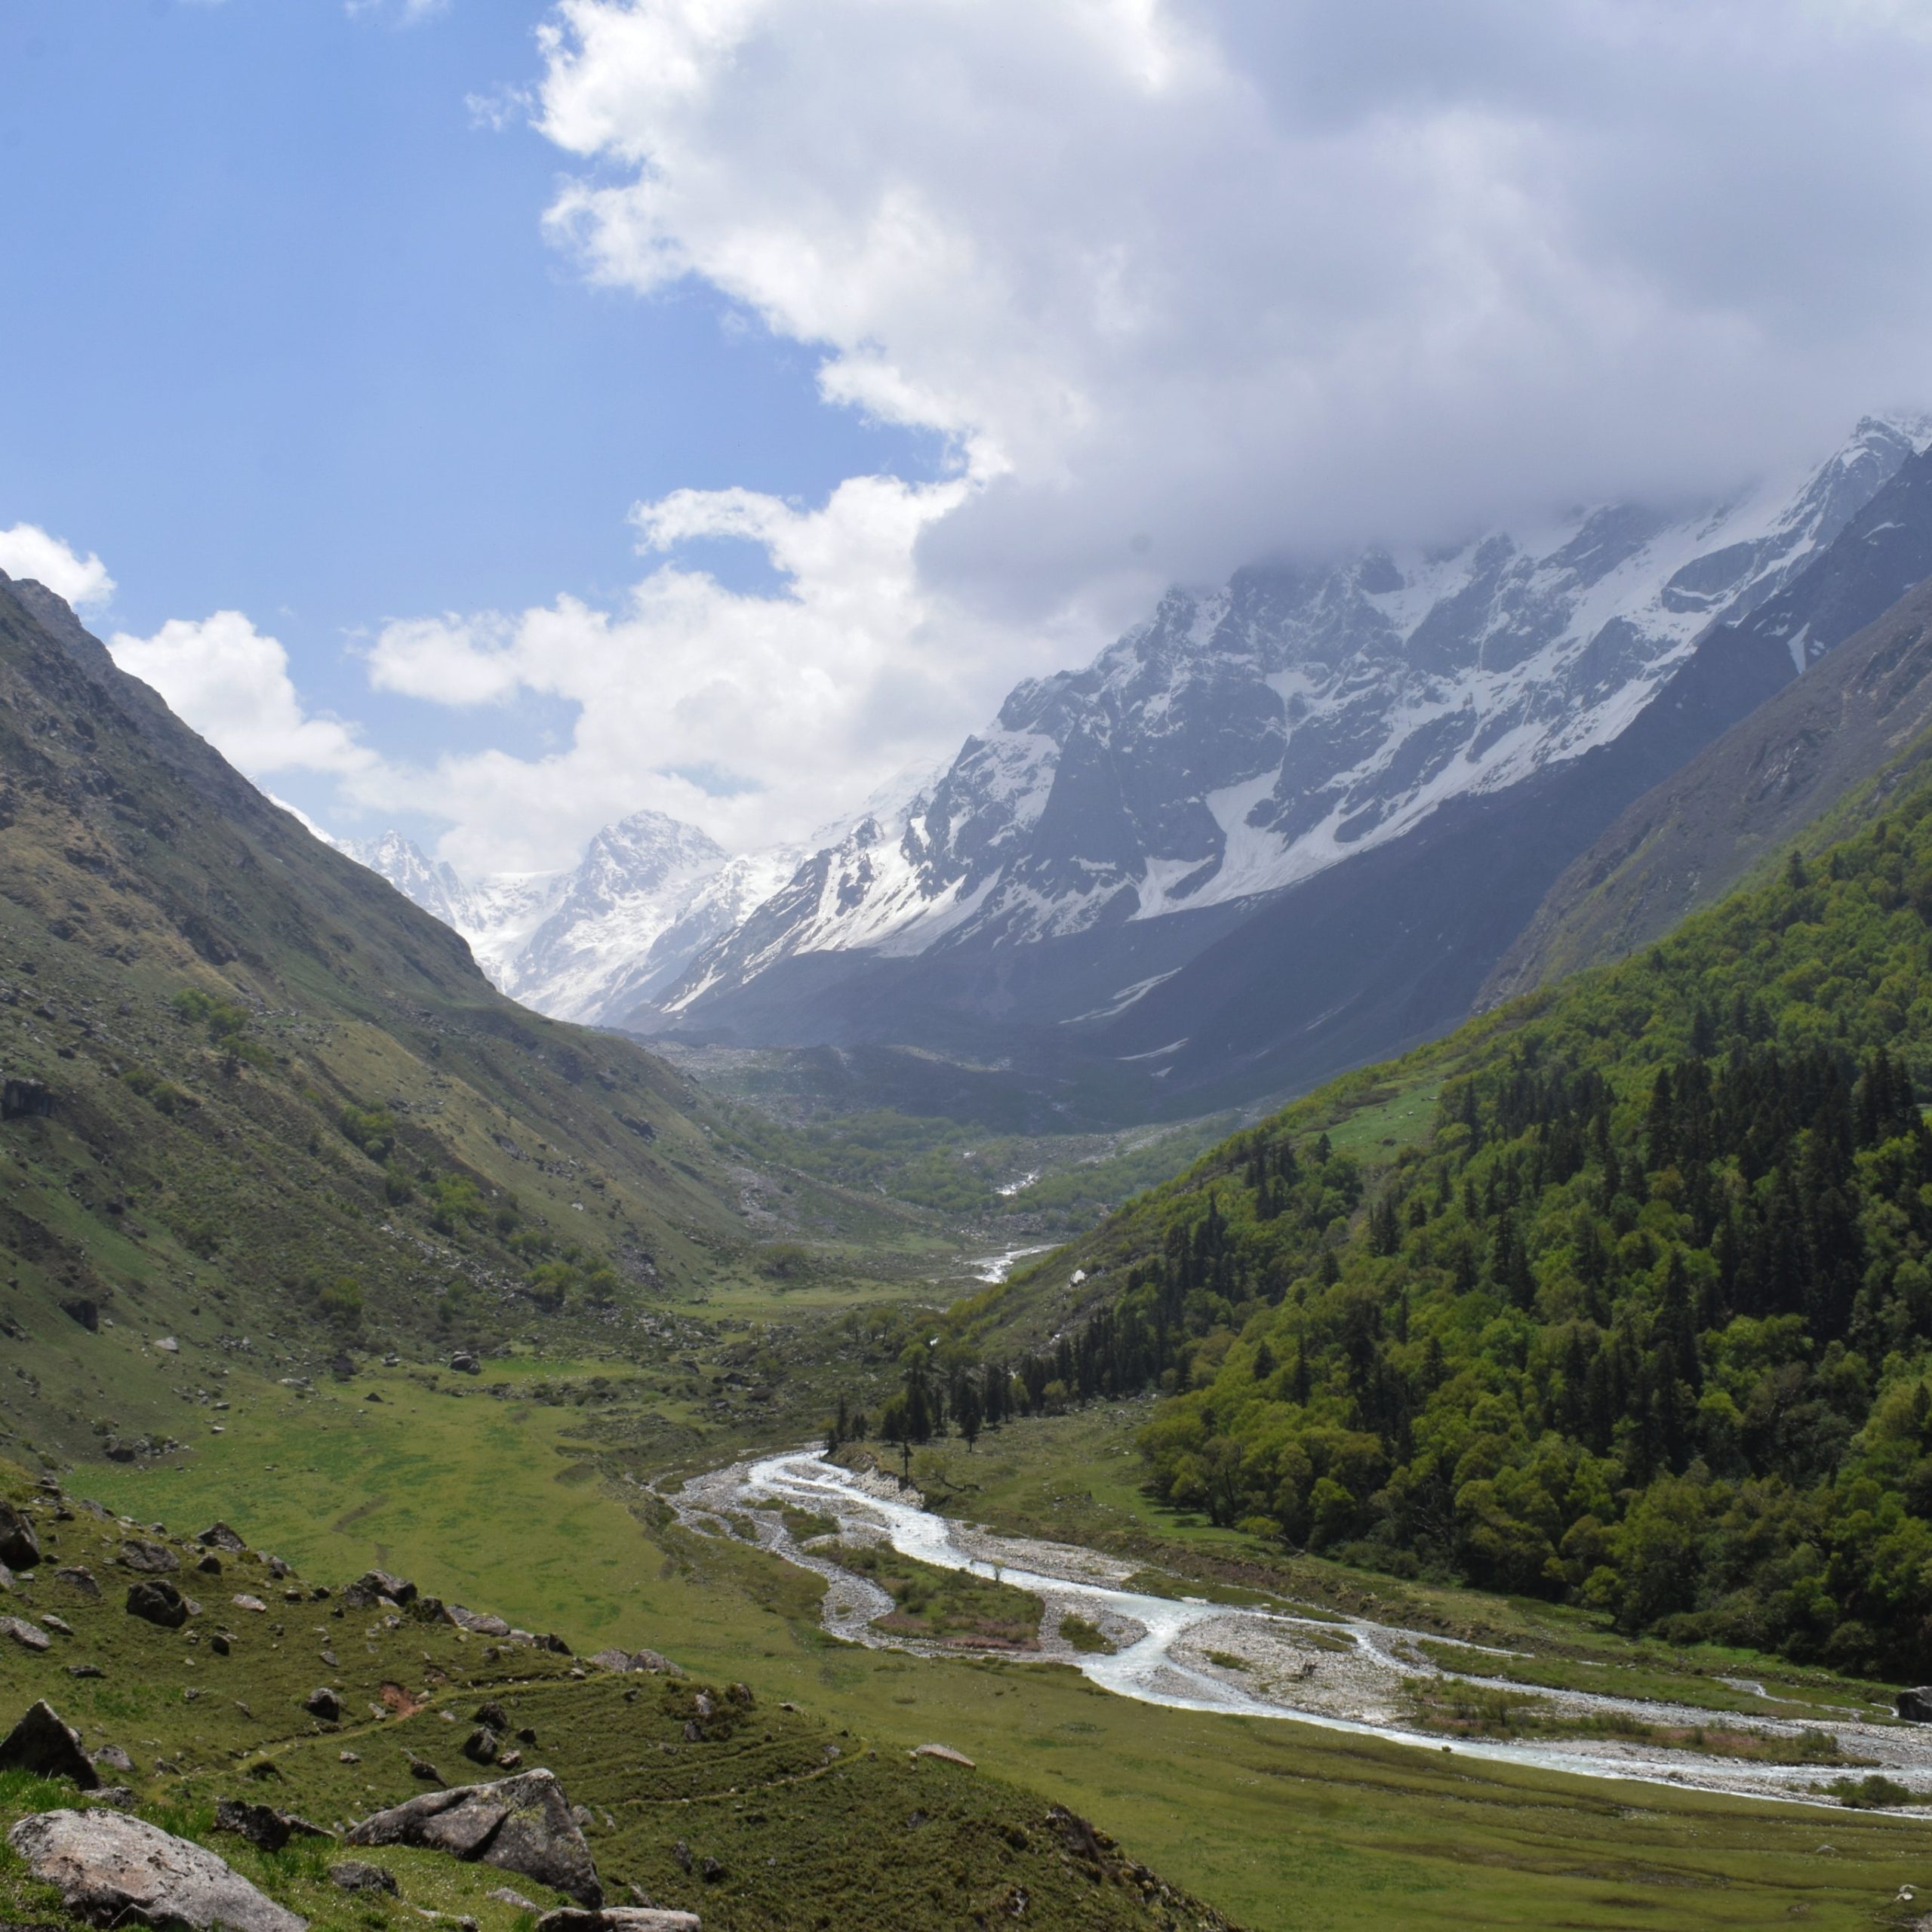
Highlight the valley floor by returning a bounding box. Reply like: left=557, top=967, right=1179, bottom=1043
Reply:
left=66, top=1362, right=1932, bottom=1931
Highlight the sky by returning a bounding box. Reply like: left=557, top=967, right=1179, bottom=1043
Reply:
left=5, top=0, right=1932, bottom=878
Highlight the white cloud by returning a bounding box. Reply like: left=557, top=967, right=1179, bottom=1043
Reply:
left=534, top=0, right=1932, bottom=614
left=109, top=612, right=375, bottom=780
left=357, top=472, right=1074, bottom=872
left=321, top=0, right=1932, bottom=878
left=0, top=524, right=115, bottom=613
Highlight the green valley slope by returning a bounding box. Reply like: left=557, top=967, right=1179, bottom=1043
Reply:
left=0, top=571, right=930, bottom=1466
left=928, top=745, right=1932, bottom=1678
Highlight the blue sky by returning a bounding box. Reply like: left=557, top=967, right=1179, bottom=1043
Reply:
left=0, top=0, right=931, bottom=779
left=5, top=2, right=1932, bottom=876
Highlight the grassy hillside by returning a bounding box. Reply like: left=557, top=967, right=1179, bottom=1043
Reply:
left=905, top=755, right=1932, bottom=1678
left=0, top=1455, right=1232, bottom=1932
left=0, top=573, right=948, bottom=1466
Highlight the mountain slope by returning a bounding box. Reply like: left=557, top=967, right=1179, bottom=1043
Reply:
left=0, top=571, right=777, bottom=1461
left=936, top=743, right=1932, bottom=1673
left=656, top=416, right=1927, bottom=1031
left=1483, top=575, right=1932, bottom=1002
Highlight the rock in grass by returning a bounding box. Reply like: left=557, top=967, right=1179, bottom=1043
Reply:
left=92, top=1746, right=133, bottom=1775
left=196, top=1522, right=248, bottom=1553
left=535, top=1912, right=700, bottom=1932
left=213, top=1801, right=334, bottom=1854
left=302, top=1687, right=342, bottom=1723
left=1897, top=1687, right=1932, bottom=1722
left=118, top=1540, right=180, bottom=1575
left=2, top=1616, right=51, bottom=1652
left=587, top=1648, right=680, bottom=1677
left=0, top=1501, right=42, bottom=1570
left=328, top=1862, right=398, bottom=1896
left=125, top=1581, right=189, bottom=1629
left=342, top=1571, right=415, bottom=1610
left=911, top=1743, right=975, bottom=1769
left=347, top=1769, right=601, bottom=1907
left=7, top=1808, right=306, bottom=1932
left=462, top=1727, right=500, bottom=1765
left=0, top=1701, right=101, bottom=1789
left=54, top=1566, right=101, bottom=1599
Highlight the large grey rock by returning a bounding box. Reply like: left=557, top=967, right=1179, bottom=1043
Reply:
left=55, top=1566, right=101, bottom=1599
left=125, top=1580, right=189, bottom=1629
left=536, top=1912, right=700, bottom=1932
left=0, top=1701, right=100, bottom=1789
left=196, top=1522, right=248, bottom=1553
left=1897, top=1687, right=1932, bottom=1722
left=0, top=1501, right=41, bottom=1569
left=346, top=1769, right=601, bottom=1906
left=1, top=1616, right=51, bottom=1652
left=7, top=1808, right=306, bottom=1932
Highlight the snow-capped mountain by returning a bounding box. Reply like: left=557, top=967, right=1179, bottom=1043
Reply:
left=347, top=809, right=733, bottom=1023
left=659, top=414, right=1932, bottom=1021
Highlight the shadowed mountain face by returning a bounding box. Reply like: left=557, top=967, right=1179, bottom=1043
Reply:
left=627, top=437, right=1932, bottom=1123
left=1483, top=574, right=1932, bottom=1003
left=0, top=571, right=764, bottom=1454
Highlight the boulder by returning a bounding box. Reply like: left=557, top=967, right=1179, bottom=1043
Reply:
left=535, top=1914, right=700, bottom=1932
left=196, top=1523, right=248, bottom=1553
left=346, top=1769, right=601, bottom=1907
left=0, top=1501, right=42, bottom=1570
left=0, top=1702, right=101, bottom=1789
left=588, top=1648, right=680, bottom=1677
left=7, top=1808, right=306, bottom=1932
left=303, top=1687, right=342, bottom=1723
left=213, top=1801, right=333, bottom=1854
left=93, top=1746, right=134, bottom=1774
left=444, top=1605, right=510, bottom=1638
left=54, top=1566, right=101, bottom=1599
left=462, top=1728, right=500, bottom=1766
left=342, top=1571, right=416, bottom=1610
left=118, top=1542, right=180, bottom=1575
left=125, top=1581, right=189, bottom=1629
left=473, top=1701, right=510, bottom=1730
left=911, top=1743, right=975, bottom=1769
left=329, top=1861, right=398, bottom=1895
left=2, top=1616, right=51, bottom=1652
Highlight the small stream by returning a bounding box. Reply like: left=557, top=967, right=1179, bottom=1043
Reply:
left=669, top=1447, right=1932, bottom=1812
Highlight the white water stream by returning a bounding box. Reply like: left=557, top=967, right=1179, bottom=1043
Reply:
left=669, top=1447, right=1932, bottom=1813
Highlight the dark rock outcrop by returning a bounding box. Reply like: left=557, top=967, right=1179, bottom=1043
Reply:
left=346, top=1769, right=601, bottom=1906
left=125, top=1581, right=189, bottom=1629
left=213, top=1801, right=332, bottom=1854
left=0, top=1502, right=41, bottom=1570
left=0, top=1701, right=100, bottom=1789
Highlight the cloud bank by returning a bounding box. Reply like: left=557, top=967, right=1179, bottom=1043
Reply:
left=0, top=523, right=116, bottom=613
left=52, top=2, right=1932, bottom=878
left=536, top=0, right=1932, bottom=617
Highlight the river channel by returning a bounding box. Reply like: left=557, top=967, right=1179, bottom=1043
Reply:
left=669, top=1446, right=1932, bottom=1812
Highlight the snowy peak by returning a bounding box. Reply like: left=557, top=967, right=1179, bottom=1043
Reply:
left=346, top=808, right=736, bottom=1024
left=345, top=831, right=472, bottom=931
left=659, top=411, right=1932, bottom=1014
